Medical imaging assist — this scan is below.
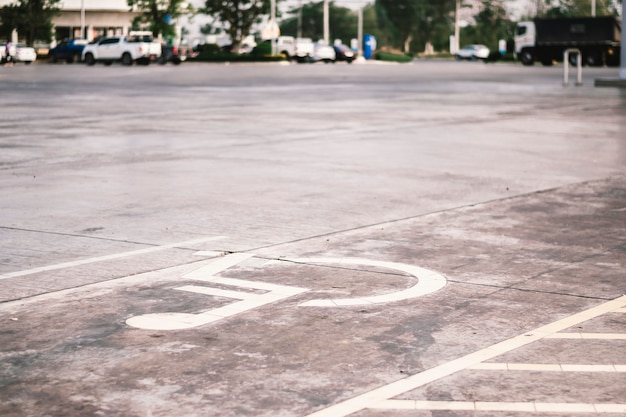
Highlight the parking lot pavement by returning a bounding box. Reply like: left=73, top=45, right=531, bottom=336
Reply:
left=1, top=62, right=625, bottom=416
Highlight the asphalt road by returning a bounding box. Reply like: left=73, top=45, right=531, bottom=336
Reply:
left=1, top=60, right=625, bottom=417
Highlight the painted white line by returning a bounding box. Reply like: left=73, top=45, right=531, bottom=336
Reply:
left=370, top=400, right=626, bottom=413
left=126, top=283, right=308, bottom=330
left=193, top=250, right=228, bottom=257
left=371, top=400, right=626, bottom=414
left=282, top=258, right=446, bottom=307
left=175, top=285, right=258, bottom=300
left=304, top=295, right=626, bottom=417
left=469, top=363, right=626, bottom=372
left=560, top=364, right=621, bottom=372
left=126, top=253, right=309, bottom=330
left=546, top=333, right=626, bottom=340
left=0, top=236, right=227, bottom=281
left=614, top=308, right=626, bottom=313
left=183, top=253, right=254, bottom=278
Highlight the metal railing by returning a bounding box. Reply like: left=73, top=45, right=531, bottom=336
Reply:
left=563, top=48, right=583, bottom=87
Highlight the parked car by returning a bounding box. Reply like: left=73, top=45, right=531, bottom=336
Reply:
left=159, top=44, right=191, bottom=65
left=128, top=31, right=162, bottom=60
left=455, top=44, right=490, bottom=61
left=82, top=35, right=161, bottom=66
left=312, top=41, right=336, bottom=63
left=271, top=36, right=315, bottom=63
left=332, top=44, right=356, bottom=63
left=49, top=38, right=88, bottom=63
left=14, top=44, right=37, bottom=64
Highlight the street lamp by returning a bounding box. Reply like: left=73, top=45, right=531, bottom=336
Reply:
left=271, top=0, right=276, bottom=55
left=80, top=0, right=85, bottom=38
left=619, top=1, right=626, bottom=80
left=450, top=0, right=460, bottom=55
left=591, top=0, right=596, bottom=17
left=357, top=6, right=363, bottom=58
left=323, top=0, right=329, bottom=44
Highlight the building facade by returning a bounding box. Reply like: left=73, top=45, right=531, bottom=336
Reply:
left=54, top=0, right=139, bottom=41
left=0, top=0, right=139, bottom=43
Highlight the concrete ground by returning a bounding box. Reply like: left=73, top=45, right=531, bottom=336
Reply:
left=0, top=60, right=625, bottom=417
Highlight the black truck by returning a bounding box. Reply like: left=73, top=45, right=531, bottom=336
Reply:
left=515, top=16, right=621, bottom=66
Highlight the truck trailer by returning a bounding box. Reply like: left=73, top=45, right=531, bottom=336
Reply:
left=515, top=16, right=621, bottom=67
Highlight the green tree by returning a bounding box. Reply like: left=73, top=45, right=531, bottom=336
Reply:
left=376, top=0, right=455, bottom=54
left=203, top=0, right=279, bottom=52
left=280, top=1, right=358, bottom=43
left=471, top=0, right=513, bottom=50
left=541, top=0, right=621, bottom=17
left=375, top=0, right=420, bottom=53
left=127, top=0, right=193, bottom=39
left=362, top=4, right=386, bottom=46
left=0, top=0, right=60, bottom=45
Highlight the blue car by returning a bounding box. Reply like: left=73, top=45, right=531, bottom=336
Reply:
left=49, top=39, right=89, bottom=63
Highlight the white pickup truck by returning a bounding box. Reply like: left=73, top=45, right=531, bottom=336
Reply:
left=82, top=34, right=161, bottom=66
left=275, top=36, right=315, bottom=63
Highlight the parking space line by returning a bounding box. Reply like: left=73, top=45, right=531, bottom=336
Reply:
left=305, top=295, right=626, bottom=417
left=469, top=363, right=625, bottom=372
left=546, top=333, right=626, bottom=340
left=370, top=400, right=626, bottom=413
left=0, top=236, right=227, bottom=280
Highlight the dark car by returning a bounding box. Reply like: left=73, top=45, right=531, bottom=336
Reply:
left=49, top=38, right=88, bottom=63
left=159, top=44, right=194, bottom=65
left=332, top=44, right=356, bottom=63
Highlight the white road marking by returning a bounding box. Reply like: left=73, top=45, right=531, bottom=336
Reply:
left=281, top=258, right=446, bottom=307
left=370, top=400, right=626, bottom=413
left=304, top=295, right=626, bottom=417
left=126, top=253, right=309, bottom=330
left=546, top=333, right=626, bottom=340
left=469, top=363, right=626, bottom=372
left=0, top=236, right=227, bottom=280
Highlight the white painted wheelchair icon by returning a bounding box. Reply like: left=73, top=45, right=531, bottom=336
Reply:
left=126, top=253, right=447, bottom=330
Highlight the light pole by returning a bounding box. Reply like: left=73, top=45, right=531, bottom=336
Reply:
left=591, top=0, right=596, bottom=17
left=270, top=0, right=276, bottom=55
left=80, top=0, right=85, bottom=39
left=619, top=0, right=626, bottom=80
left=453, top=0, right=460, bottom=54
left=297, top=0, right=302, bottom=39
left=357, top=6, right=363, bottom=58
left=323, top=0, right=329, bottom=44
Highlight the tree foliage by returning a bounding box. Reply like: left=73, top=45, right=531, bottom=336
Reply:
left=542, top=0, right=622, bottom=17
left=0, top=0, right=60, bottom=45
left=128, top=0, right=193, bottom=39
left=462, top=0, right=513, bottom=50
left=280, top=1, right=356, bottom=43
left=203, top=0, right=278, bottom=51
left=375, top=0, right=456, bottom=53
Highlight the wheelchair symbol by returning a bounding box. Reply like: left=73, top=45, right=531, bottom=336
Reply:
left=126, top=253, right=447, bottom=330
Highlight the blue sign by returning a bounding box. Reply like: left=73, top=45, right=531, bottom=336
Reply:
left=364, top=34, right=376, bottom=59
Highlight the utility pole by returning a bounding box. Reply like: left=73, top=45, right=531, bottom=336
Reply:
left=453, top=0, right=460, bottom=54
left=357, top=6, right=363, bottom=57
left=591, top=0, right=596, bottom=16
left=323, top=0, right=329, bottom=44
left=619, top=1, right=626, bottom=80
left=80, top=0, right=85, bottom=39
left=270, top=0, right=276, bottom=55
left=297, top=0, right=302, bottom=39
